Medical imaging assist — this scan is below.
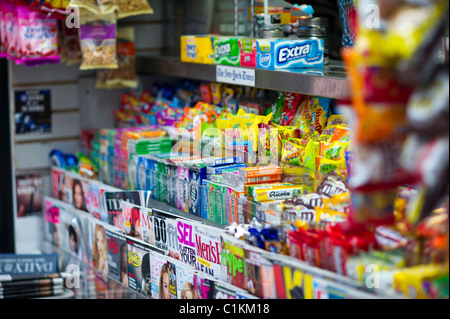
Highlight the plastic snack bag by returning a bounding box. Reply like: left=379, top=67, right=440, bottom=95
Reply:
left=60, top=22, right=82, bottom=66
left=16, top=5, right=60, bottom=66
left=67, top=0, right=101, bottom=14
left=96, top=27, right=137, bottom=89
left=117, top=0, right=154, bottom=19
left=97, top=0, right=118, bottom=14
left=79, top=10, right=118, bottom=70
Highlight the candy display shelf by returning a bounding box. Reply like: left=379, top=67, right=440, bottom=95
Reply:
left=136, top=56, right=350, bottom=99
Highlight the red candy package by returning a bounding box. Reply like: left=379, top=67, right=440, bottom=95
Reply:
left=279, top=92, right=304, bottom=126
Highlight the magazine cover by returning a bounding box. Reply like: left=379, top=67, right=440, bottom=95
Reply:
left=193, top=224, right=222, bottom=281
left=51, top=167, right=64, bottom=200
left=220, top=235, right=247, bottom=291
left=122, top=201, right=154, bottom=245
left=149, top=251, right=169, bottom=299
left=272, top=261, right=314, bottom=299
left=105, top=229, right=130, bottom=299
left=105, top=191, right=150, bottom=230
left=175, top=259, right=196, bottom=299
left=126, top=237, right=152, bottom=298
left=167, top=260, right=177, bottom=299
left=62, top=172, right=74, bottom=205
left=214, top=282, right=237, bottom=299
left=72, top=177, right=89, bottom=212
left=153, top=215, right=168, bottom=253
left=43, top=198, right=62, bottom=249
left=15, top=173, right=43, bottom=218
left=58, top=204, right=75, bottom=267
left=193, top=273, right=216, bottom=299
left=244, top=249, right=276, bottom=299
left=176, top=219, right=197, bottom=268
left=166, top=218, right=180, bottom=261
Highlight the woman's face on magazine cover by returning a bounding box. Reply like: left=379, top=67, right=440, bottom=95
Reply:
left=162, top=272, right=170, bottom=299
left=70, top=232, right=77, bottom=252
left=74, top=183, right=83, bottom=209
left=96, top=229, right=105, bottom=256
left=183, top=290, right=194, bottom=299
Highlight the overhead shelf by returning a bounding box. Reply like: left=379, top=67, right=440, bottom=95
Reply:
left=137, top=56, right=351, bottom=99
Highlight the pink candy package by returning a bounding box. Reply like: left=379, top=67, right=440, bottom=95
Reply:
left=16, top=5, right=60, bottom=66
left=3, top=2, right=17, bottom=61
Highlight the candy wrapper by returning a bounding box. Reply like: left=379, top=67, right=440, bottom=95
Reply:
left=95, top=27, right=137, bottom=89
left=279, top=92, right=304, bottom=126
left=16, top=5, right=60, bottom=66
left=79, top=10, right=118, bottom=70
left=310, top=97, right=332, bottom=135
left=117, top=0, right=154, bottom=19
left=97, top=0, right=118, bottom=14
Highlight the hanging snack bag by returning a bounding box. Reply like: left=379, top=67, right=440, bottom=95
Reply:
left=68, top=0, right=101, bottom=14
left=96, top=27, right=137, bottom=89
left=117, top=0, right=154, bottom=19
left=97, top=0, right=118, bottom=14
left=0, top=2, right=6, bottom=58
left=79, top=10, right=118, bottom=70
left=60, top=22, right=82, bottom=65
left=16, top=5, right=60, bottom=65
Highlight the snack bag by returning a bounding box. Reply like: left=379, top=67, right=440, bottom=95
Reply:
left=317, top=157, right=347, bottom=180
left=79, top=10, right=118, bottom=70
left=281, top=139, right=305, bottom=167
left=0, top=2, right=6, bottom=58
left=60, top=22, right=82, bottom=66
left=97, top=0, right=118, bottom=14
left=16, top=5, right=60, bottom=65
left=310, top=97, right=332, bottom=135
left=272, top=92, right=285, bottom=124
left=279, top=92, right=304, bottom=126
left=117, top=0, right=154, bottom=19
left=4, top=2, right=18, bottom=61
left=68, top=0, right=101, bottom=14
left=96, top=27, right=137, bottom=89
left=293, top=95, right=313, bottom=127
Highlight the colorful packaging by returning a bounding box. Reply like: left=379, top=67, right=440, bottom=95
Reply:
left=117, top=0, right=154, bottom=19
left=180, top=35, right=215, bottom=64
left=310, top=97, right=332, bottom=134
left=238, top=165, right=282, bottom=181
left=213, top=36, right=241, bottom=66
left=79, top=10, right=118, bottom=70
left=257, top=38, right=324, bottom=70
left=253, top=185, right=303, bottom=202
left=239, top=38, right=257, bottom=68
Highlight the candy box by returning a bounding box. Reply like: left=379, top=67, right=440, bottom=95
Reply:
left=180, top=35, right=215, bottom=64
left=213, top=36, right=241, bottom=66
left=239, top=38, right=257, bottom=68
left=256, top=38, right=324, bottom=70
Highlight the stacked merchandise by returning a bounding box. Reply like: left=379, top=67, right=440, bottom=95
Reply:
left=0, top=0, right=152, bottom=77
left=0, top=254, right=66, bottom=299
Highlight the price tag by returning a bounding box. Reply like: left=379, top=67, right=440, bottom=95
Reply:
left=216, top=65, right=256, bottom=87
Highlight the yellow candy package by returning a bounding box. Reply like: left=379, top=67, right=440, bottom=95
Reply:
left=317, top=156, right=348, bottom=179
left=327, top=114, right=348, bottom=127
left=310, top=97, right=332, bottom=135
left=300, top=139, right=316, bottom=171
left=320, top=141, right=349, bottom=161
left=293, top=95, right=313, bottom=127
left=281, top=139, right=305, bottom=166
left=322, top=192, right=351, bottom=214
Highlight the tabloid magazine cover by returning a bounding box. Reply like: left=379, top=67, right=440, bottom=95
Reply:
left=176, top=219, right=197, bottom=269
left=244, top=248, right=276, bottom=299
left=166, top=218, right=181, bottom=261
left=121, top=201, right=154, bottom=245
left=220, top=235, right=248, bottom=291
left=149, top=251, right=169, bottom=299
left=193, top=224, right=222, bottom=281
left=174, top=259, right=196, bottom=299
left=105, top=190, right=151, bottom=230
left=126, top=237, right=152, bottom=298
left=105, top=229, right=130, bottom=299
left=43, top=198, right=62, bottom=249
left=87, top=220, right=109, bottom=299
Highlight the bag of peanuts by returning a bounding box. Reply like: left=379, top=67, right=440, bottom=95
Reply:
left=79, top=9, right=118, bottom=70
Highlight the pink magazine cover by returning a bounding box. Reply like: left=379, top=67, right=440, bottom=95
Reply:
left=149, top=251, right=168, bottom=299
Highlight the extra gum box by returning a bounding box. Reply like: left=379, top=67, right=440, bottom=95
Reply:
left=181, top=35, right=215, bottom=64
left=256, top=38, right=324, bottom=70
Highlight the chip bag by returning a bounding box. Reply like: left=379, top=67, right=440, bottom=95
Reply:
left=79, top=10, right=118, bottom=70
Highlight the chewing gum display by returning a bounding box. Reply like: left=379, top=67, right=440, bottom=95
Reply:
left=213, top=36, right=241, bottom=66
left=257, top=38, right=324, bottom=70
left=180, top=35, right=215, bottom=64
left=239, top=38, right=257, bottom=68
left=237, top=165, right=282, bottom=184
